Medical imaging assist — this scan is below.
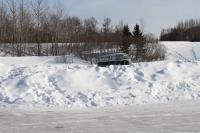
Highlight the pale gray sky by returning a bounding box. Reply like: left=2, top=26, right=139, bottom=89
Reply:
left=50, top=0, right=200, bottom=37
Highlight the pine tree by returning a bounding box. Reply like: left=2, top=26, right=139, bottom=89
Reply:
left=133, top=24, right=142, bottom=37
left=121, top=25, right=132, bottom=54
left=133, top=24, right=146, bottom=61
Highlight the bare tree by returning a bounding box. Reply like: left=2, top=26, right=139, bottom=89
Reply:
left=31, top=0, right=48, bottom=56
left=83, top=17, right=98, bottom=42
left=0, top=0, right=7, bottom=42
left=64, top=16, right=82, bottom=43
left=102, top=17, right=112, bottom=42
left=17, top=0, right=27, bottom=56
left=7, top=0, right=18, bottom=55
left=49, top=5, right=65, bottom=56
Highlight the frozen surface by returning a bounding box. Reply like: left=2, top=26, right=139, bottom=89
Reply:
left=0, top=100, right=200, bottom=133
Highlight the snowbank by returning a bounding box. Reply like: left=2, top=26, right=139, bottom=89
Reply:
left=0, top=61, right=199, bottom=109
left=0, top=41, right=200, bottom=109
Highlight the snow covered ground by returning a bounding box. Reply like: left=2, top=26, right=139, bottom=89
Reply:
left=1, top=100, right=200, bottom=133
left=0, top=41, right=199, bottom=109
left=163, top=41, right=200, bottom=61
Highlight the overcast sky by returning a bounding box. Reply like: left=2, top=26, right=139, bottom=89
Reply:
left=50, top=0, right=200, bottom=37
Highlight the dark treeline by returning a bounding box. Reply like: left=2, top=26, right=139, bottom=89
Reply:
left=0, top=0, right=123, bottom=57
left=0, top=0, right=165, bottom=62
left=160, top=19, right=200, bottom=41
left=0, top=0, right=121, bottom=43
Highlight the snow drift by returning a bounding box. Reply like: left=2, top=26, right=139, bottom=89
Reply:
left=0, top=41, right=199, bottom=109
left=0, top=61, right=199, bottom=108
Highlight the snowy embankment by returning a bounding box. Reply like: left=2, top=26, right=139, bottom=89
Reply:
left=164, top=41, right=200, bottom=61
left=0, top=41, right=199, bottom=109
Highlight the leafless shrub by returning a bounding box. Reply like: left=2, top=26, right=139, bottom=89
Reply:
left=145, top=43, right=166, bottom=61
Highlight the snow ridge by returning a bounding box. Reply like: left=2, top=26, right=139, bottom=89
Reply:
left=0, top=41, right=200, bottom=109
left=0, top=61, right=199, bottom=109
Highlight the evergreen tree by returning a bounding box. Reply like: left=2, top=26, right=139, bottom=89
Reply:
left=133, top=24, right=142, bottom=37
left=121, top=25, right=132, bottom=53
left=133, top=24, right=146, bottom=60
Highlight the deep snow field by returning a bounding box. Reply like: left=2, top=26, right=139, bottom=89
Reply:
left=0, top=41, right=200, bottom=109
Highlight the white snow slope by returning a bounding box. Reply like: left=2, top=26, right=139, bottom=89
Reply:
left=163, top=41, right=200, bottom=61
left=0, top=41, right=199, bottom=109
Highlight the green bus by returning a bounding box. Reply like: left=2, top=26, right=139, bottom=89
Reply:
left=97, top=53, right=131, bottom=66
